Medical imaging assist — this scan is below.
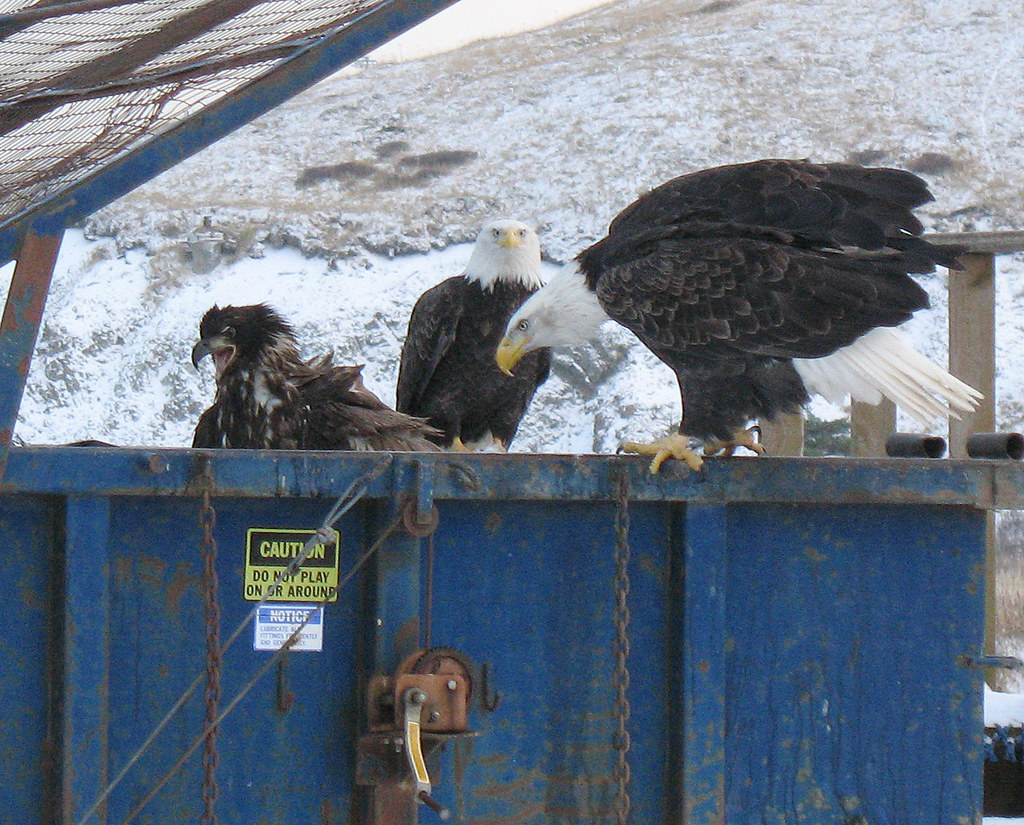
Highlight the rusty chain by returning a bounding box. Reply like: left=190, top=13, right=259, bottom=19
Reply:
left=198, top=461, right=221, bottom=825
left=612, top=473, right=632, bottom=825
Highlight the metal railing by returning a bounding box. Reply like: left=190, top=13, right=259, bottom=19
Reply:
left=762, top=230, right=1024, bottom=458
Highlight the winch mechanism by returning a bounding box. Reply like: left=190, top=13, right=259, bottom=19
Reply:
left=358, top=646, right=481, bottom=821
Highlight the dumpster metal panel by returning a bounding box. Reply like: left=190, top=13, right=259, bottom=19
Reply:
left=4, top=495, right=61, bottom=825
left=103, top=495, right=368, bottom=824
left=0, top=448, right=997, bottom=824
left=725, top=503, right=984, bottom=824
left=3, top=447, right=1024, bottom=507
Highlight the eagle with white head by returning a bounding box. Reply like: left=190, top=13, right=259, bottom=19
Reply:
left=496, top=159, right=981, bottom=472
left=397, top=219, right=551, bottom=451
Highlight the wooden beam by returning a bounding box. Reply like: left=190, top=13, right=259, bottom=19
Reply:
left=946, top=251, right=999, bottom=690
left=927, top=231, right=1024, bottom=256
left=760, top=413, right=804, bottom=457
left=948, top=252, right=996, bottom=457
left=851, top=399, right=896, bottom=457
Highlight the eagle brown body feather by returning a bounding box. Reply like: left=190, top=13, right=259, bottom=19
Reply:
left=397, top=277, right=551, bottom=448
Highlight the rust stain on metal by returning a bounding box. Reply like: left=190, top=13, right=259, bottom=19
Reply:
left=804, top=546, right=828, bottom=563
left=484, top=510, right=503, bottom=534
left=165, top=561, right=198, bottom=615
left=471, top=766, right=543, bottom=798
left=135, top=553, right=167, bottom=587
left=464, top=800, right=547, bottom=825
left=112, top=556, right=132, bottom=584
left=394, top=616, right=419, bottom=657
left=19, top=577, right=45, bottom=611
left=318, top=797, right=338, bottom=825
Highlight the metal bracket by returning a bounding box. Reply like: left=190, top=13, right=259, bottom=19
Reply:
left=960, top=654, right=1024, bottom=670
left=481, top=661, right=502, bottom=712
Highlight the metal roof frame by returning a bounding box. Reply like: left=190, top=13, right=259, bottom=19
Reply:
left=0, top=0, right=461, bottom=476
left=0, top=0, right=461, bottom=262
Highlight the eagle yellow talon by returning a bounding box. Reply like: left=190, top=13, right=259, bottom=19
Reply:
left=621, top=434, right=704, bottom=474
left=702, top=427, right=767, bottom=457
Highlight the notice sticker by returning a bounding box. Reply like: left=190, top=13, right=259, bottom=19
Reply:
left=253, top=604, right=324, bottom=652
left=244, top=527, right=340, bottom=602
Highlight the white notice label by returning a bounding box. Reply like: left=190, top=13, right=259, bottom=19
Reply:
left=253, top=604, right=324, bottom=652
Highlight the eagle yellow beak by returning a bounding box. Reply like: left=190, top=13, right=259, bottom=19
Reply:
left=498, top=228, right=521, bottom=249
left=496, top=335, right=527, bottom=376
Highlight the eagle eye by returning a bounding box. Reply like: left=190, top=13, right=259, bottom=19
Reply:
left=222, top=325, right=236, bottom=339
left=516, top=319, right=529, bottom=332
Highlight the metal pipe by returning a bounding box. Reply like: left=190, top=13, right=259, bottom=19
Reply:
left=965, top=432, right=1024, bottom=460
left=885, top=433, right=947, bottom=458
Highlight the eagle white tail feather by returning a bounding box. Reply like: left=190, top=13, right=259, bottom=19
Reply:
left=793, top=326, right=983, bottom=426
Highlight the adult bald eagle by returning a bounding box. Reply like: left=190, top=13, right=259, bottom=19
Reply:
left=496, top=159, right=981, bottom=472
left=191, top=303, right=439, bottom=451
left=396, top=220, right=551, bottom=451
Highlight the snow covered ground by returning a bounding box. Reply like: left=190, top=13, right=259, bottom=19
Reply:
left=988, top=684, right=1024, bottom=727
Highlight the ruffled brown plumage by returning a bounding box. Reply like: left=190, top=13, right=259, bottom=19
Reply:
left=191, top=303, right=439, bottom=451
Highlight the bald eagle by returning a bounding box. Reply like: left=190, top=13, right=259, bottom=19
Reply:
left=496, top=159, right=981, bottom=472
left=396, top=220, right=551, bottom=451
left=191, top=303, right=439, bottom=451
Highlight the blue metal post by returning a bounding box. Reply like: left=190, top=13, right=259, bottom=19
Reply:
left=365, top=477, right=422, bottom=823
left=681, top=503, right=727, bottom=824
left=62, top=495, right=111, bottom=824
left=372, top=512, right=421, bottom=674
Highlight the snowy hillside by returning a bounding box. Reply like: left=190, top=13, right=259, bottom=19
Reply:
left=9, top=0, right=1024, bottom=453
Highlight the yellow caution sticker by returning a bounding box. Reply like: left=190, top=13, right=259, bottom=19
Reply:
left=243, top=527, right=340, bottom=603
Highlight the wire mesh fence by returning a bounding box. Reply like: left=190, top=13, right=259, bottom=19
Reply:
left=0, top=0, right=386, bottom=222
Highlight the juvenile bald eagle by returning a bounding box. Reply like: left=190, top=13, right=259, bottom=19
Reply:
left=191, top=303, right=439, bottom=451
left=396, top=220, right=551, bottom=451
left=496, top=158, right=981, bottom=472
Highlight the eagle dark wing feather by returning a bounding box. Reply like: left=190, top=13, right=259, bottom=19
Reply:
left=606, top=158, right=962, bottom=267
left=399, top=274, right=549, bottom=449
left=396, top=278, right=465, bottom=415
left=301, top=365, right=440, bottom=451
left=192, top=406, right=222, bottom=448
left=574, top=159, right=966, bottom=443
left=591, top=233, right=930, bottom=368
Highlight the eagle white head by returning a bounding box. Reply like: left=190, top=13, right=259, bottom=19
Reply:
left=464, top=219, right=543, bottom=290
left=495, top=261, right=610, bottom=375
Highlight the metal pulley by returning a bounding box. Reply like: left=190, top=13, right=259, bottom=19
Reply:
left=357, top=646, right=479, bottom=821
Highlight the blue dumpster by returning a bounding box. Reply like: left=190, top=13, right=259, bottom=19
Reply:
left=0, top=447, right=1003, bottom=824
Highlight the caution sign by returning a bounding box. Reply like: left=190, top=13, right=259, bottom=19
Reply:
left=243, top=527, right=340, bottom=603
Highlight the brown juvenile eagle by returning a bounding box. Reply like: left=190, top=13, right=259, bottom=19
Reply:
left=496, top=158, right=981, bottom=472
left=396, top=219, right=551, bottom=451
left=191, top=303, right=439, bottom=451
